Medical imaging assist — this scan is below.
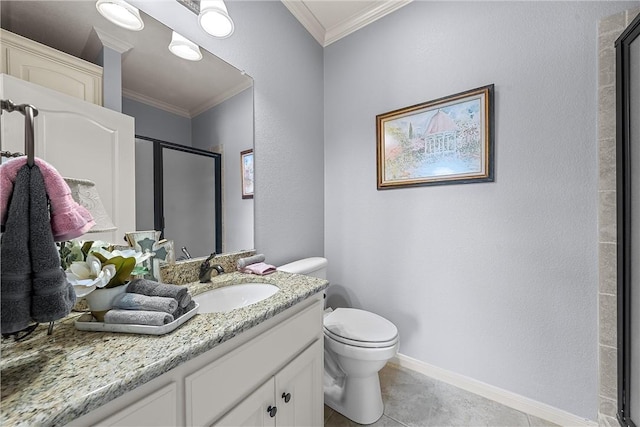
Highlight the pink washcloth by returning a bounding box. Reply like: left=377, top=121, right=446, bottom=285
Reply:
left=240, top=262, right=277, bottom=275
left=1, top=157, right=95, bottom=240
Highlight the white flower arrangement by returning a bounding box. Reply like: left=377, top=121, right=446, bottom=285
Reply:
left=59, top=240, right=152, bottom=298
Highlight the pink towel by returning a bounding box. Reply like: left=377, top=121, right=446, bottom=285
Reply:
left=1, top=157, right=95, bottom=241
left=240, top=262, right=277, bottom=275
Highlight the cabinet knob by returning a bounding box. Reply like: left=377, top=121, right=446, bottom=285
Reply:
left=267, top=405, right=277, bottom=417
left=282, top=392, right=291, bottom=403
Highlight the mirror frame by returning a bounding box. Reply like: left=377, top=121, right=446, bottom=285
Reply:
left=136, top=135, right=223, bottom=254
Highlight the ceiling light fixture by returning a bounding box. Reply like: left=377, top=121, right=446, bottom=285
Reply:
left=198, top=0, right=234, bottom=38
left=168, top=31, right=203, bottom=61
left=95, top=0, right=144, bottom=31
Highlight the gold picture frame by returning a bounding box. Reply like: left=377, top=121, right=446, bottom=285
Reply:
left=376, top=84, right=494, bottom=189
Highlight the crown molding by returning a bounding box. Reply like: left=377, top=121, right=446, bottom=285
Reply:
left=92, top=27, right=134, bottom=54
left=123, top=79, right=253, bottom=119
left=324, top=0, right=412, bottom=46
left=122, top=89, right=192, bottom=118
left=190, top=79, right=253, bottom=117
left=281, top=0, right=326, bottom=46
left=281, top=0, right=412, bottom=47
left=81, top=26, right=133, bottom=62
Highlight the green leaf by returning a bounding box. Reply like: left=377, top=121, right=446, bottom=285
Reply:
left=81, top=241, right=94, bottom=258
left=92, top=252, right=108, bottom=264
left=92, top=254, right=136, bottom=288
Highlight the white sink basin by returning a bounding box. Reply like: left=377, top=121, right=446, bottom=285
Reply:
left=194, top=283, right=279, bottom=313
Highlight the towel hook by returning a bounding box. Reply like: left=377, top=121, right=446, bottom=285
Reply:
left=1, top=99, right=39, bottom=167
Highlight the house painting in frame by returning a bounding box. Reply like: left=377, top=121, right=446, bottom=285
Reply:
left=376, top=84, right=494, bottom=189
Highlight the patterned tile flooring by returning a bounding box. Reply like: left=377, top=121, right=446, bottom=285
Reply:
left=324, top=364, right=559, bottom=426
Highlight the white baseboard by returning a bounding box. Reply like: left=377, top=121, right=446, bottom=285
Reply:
left=390, top=354, right=597, bottom=427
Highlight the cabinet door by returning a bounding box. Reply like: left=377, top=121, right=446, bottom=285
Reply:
left=275, top=339, right=323, bottom=427
left=0, top=74, right=135, bottom=243
left=214, top=378, right=276, bottom=427
left=1, top=29, right=103, bottom=105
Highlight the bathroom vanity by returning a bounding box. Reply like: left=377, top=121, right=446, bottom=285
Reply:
left=0, top=271, right=328, bottom=426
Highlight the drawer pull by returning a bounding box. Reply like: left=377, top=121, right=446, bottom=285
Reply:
left=282, top=392, right=291, bottom=403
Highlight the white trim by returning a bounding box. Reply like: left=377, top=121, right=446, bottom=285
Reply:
left=391, top=353, right=598, bottom=427
left=324, top=0, right=413, bottom=47
left=190, top=80, right=253, bottom=118
left=92, top=27, right=134, bottom=54
left=281, top=0, right=412, bottom=47
left=123, top=79, right=252, bottom=119
left=122, top=88, right=191, bottom=118
left=281, top=0, right=326, bottom=46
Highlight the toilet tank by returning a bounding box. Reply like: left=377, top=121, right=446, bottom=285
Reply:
left=277, top=257, right=328, bottom=279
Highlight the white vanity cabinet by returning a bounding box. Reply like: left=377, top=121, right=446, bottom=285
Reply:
left=69, top=294, right=324, bottom=427
left=92, top=383, right=178, bottom=427
left=185, top=297, right=323, bottom=426
left=214, top=340, right=323, bottom=427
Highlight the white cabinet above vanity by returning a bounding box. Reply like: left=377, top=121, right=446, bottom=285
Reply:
left=0, top=29, right=103, bottom=105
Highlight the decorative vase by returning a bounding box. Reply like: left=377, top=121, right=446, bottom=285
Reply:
left=85, top=283, right=129, bottom=322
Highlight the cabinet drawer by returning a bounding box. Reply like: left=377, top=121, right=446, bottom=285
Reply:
left=185, top=300, right=322, bottom=426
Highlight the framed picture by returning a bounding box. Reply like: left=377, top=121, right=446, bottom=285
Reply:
left=376, top=84, right=494, bottom=189
left=241, top=149, right=254, bottom=199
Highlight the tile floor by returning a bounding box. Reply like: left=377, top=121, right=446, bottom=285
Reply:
left=324, top=363, right=559, bottom=427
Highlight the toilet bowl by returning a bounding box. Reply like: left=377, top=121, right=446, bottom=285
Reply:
left=277, top=258, right=399, bottom=425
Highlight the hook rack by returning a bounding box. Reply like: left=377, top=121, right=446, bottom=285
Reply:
left=0, top=99, right=54, bottom=336
left=1, top=99, right=39, bottom=167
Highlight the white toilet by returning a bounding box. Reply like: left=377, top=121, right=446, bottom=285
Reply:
left=277, top=257, right=399, bottom=425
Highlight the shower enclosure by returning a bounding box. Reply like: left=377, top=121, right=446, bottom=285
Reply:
left=616, top=12, right=640, bottom=427
left=135, top=136, right=222, bottom=258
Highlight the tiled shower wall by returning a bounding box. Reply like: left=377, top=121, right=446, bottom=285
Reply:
left=597, top=8, right=639, bottom=427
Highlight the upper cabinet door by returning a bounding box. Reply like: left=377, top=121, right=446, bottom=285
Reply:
left=1, top=29, right=103, bottom=105
left=0, top=74, right=135, bottom=243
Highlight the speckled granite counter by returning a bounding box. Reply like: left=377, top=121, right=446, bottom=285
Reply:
left=0, top=271, right=329, bottom=427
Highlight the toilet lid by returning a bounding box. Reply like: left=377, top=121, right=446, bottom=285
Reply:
left=323, top=308, right=398, bottom=346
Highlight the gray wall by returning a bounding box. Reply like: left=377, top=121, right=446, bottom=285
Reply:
left=192, top=87, right=254, bottom=252
left=324, top=1, right=636, bottom=420
left=123, top=97, right=192, bottom=146
left=133, top=0, right=325, bottom=265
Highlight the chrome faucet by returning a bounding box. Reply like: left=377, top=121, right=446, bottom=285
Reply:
left=181, top=246, right=192, bottom=259
left=199, top=253, right=224, bottom=283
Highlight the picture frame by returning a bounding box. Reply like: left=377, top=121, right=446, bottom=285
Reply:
left=376, top=84, right=494, bottom=189
left=241, top=149, right=254, bottom=199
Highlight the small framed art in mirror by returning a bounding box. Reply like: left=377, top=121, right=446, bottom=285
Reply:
left=241, top=149, right=254, bottom=199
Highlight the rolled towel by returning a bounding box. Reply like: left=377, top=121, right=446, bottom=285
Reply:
left=240, top=262, right=276, bottom=275
left=173, top=300, right=197, bottom=319
left=237, top=254, right=265, bottom=270
left=112, top=293, right=178, bottom=314
left=127, top=278, right=191, bottom=308
left=104, top=309, right=174, bottom=326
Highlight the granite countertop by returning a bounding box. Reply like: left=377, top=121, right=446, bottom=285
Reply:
left=0, top=271, right=329, bottom=427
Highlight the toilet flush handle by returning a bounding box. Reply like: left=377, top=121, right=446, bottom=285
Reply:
left=282, top=392, right=291, bottom=403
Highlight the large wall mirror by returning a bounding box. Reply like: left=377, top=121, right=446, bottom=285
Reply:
left=0, top=0, right=254, bottom=258
left=616, top=12, right=640, bottom=427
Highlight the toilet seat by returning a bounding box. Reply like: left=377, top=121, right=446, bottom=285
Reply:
left=324, top=308, right=398, bottom=348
